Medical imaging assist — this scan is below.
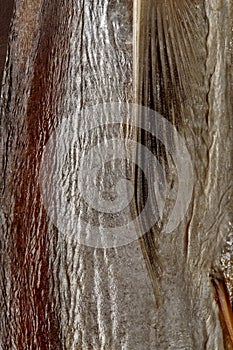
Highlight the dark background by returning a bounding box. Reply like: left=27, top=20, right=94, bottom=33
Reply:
left=0, top=0, right=14, bottom=89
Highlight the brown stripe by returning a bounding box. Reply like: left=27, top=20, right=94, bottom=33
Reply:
left=212, top=276, right=233, bottom=348
left=2, top=1, right=71, bottom=348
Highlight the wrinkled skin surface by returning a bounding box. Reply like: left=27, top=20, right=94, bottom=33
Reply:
left=0, top=1, right=232, bottom=349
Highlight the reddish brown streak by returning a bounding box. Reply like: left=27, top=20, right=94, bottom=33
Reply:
left=212, top=276, right=233, bottom=347
left=2, top=1, right=71, bottom=348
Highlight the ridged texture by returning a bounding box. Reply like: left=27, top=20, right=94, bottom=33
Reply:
left=133, top=0, right=233, bottom=348
left=0, top=0, right=232, bottom=349
left=0, top=0, right=71, bottom=348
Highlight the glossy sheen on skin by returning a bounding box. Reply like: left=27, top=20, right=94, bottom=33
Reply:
left=0, top=1, right=232, bottom=349
left=212, top=277, right=233, bottom=347
left=1, top=1, right=71, bottom=348
left=133, top=1, right=232, bottom=348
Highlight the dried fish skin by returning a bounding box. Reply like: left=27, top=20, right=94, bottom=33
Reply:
left=0, top=0, right=232, bottom=349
